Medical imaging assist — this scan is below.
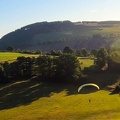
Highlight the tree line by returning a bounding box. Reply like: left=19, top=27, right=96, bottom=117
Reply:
left=0, top=54, right=83, bottom=84
left=0, top=46, right=120, bottom=85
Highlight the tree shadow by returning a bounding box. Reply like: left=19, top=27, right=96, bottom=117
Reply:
left=0, top=77, right=79, bottom=110
left=109, top=92, right=118, bottom=95
left=109, top=90, right=120, bottom=95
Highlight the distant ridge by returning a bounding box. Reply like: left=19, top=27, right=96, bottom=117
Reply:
left=0, top=20, right=120, bottom=51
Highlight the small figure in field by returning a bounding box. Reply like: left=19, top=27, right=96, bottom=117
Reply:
left=89, top=99, right=91, bottom=103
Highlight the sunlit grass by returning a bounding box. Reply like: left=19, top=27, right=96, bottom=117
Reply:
left=0, top=79, right=120, bottom=120
left=0, top=53, right=120, bottom=119
left=79, top=58, right=94, bottom=70
left=87, top=26, right=120, bottom=36
left=0, top=52, right=39, bottom=62
left=100, top=27, right=120, bottom=34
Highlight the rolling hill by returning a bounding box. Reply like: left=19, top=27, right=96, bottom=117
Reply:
left=0, top=21, right=120, bottom=51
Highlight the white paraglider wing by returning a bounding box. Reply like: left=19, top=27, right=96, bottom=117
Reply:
left=78, top=83, right=100, bottom=92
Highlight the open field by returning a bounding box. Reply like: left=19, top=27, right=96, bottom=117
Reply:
left=78, top=57, right=94, bottom=70
left=0, top=52, right=39, bottom=63
left=87, top=26, right=120, bottom=36
left=0, top=79, right=120, bottom=120
left=0, top=52, right=120, bottom=119
left=0, top=52, right=94, bottom=68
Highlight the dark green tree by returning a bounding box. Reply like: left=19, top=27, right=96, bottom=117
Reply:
left=0, top=65, right=5, bottom=83
left=36, top=56, right=56, bottom=79
left=91, top=49, right=98, bottom=57
left=76, top=50, right=82, bottom=57
left=0, top=64, right=9, bottom=83
left=9, top=61, right=19, bottom=78
left=17, top=57, right=34, bottom=78
left=2, top=62, right=10, bottom=78
left=107, top=54, right=120, bottom=72
left=9, top=56, right=34, bottom=79
left=35, top=50, right=42, bottom=54
left=16, top=49, right=22, bottom=53
left=95, top=47, right=108, bottom=67
left=81, top=48, right=88, bottom=57
left=63, top=46, right=74, bottom=54
left=57, top=50, right=63, bottom=55
left=55, top=54, right=82, bottom=82
left=7, top=46, right=14, bottom=52
left=51, top=50, right=57, bottom=56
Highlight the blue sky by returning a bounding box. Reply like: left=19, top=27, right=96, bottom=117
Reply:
left=0, top=0, right=120, bottom=38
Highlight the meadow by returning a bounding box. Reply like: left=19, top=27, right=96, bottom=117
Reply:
left=0, top=52, right=120, bottom=120
left=78, top=57, right=94, bottom=70
left=0, top=79, right=120, bottom=120
left=0, top=52, right=39, bottom=63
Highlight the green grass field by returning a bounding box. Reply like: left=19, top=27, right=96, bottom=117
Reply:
left=0, top=52, right=94, bottom=68
left=0, top=52, right=39, bottom=63
left=0, top=53, right=120, bottom=119
left=79, top=57, right=94, bottom=70
left=0, top=79, right=120, bottom=120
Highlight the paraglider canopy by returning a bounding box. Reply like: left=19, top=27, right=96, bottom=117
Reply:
left=78, top=83, right=100, bottom=92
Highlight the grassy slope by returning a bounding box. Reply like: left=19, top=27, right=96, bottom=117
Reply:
left=33, top=26, right=120, bottom=42
left=88, top=26, right=120, bottom=36
left=0, top=79, right=120, bottom=120
left=1, top=23, right=120, bottom=51
left=30, top=25, right=120, bottom=51
left=1, top=22, right=120, bottom=51
left=33, top=24, right=120, bottom=45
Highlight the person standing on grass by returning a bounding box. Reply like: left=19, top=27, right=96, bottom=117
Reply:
left=89, top=99, right=91, bottom=103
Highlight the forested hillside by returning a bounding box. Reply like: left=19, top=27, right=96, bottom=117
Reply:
left=0, top=21, right=120, bottom=51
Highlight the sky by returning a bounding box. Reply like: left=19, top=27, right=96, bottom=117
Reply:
left=1, top=0, right=120, bottom=38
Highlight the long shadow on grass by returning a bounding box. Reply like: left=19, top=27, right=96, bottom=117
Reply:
left=0, top=77, right=79, bottom=110
left=109, top=90, right=120, bottom=95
